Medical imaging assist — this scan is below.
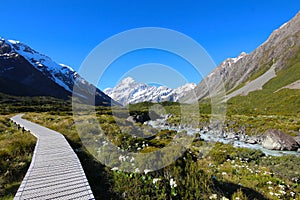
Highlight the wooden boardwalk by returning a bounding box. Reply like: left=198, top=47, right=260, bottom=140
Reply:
left=11, top=114, right=95, bottom=200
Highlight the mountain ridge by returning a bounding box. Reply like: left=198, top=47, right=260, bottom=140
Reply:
left=195, top=11, right=300, bottom=101
left=104, top=77, right=196, bottom=105
left=0, top=37, right=117, bottom=106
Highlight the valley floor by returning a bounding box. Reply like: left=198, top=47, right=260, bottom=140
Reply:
left=11, top=110, right=298, bottom=200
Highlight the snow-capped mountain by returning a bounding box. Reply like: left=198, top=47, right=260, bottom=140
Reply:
left=0, top=37, right=117, bottom=106
left=104, top=77, right=196, bottom=105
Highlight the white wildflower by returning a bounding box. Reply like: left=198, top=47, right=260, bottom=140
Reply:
left=134, top=168, right=140, bottom=173
left=209, top=194, right=217, bottom=199
left=269, top=192, right=274, bottom=196
left=290, top=191, right=295, bottom=197
left=220, top=197, right=229, bottom=200
left=119, top=155, right=126, bottom=162
left=274, top=193, right=280, bottom=197
left=278, top=184, right=285, bottom=189
left=153, top=178, right=161, bottom=184
left=111, top=167, right=118, bottom=171
left=268, top=186, right=273, bottom=190
left=144, top=169, right=151, bottom=174
left=279, top=190, right=286, bottom=195
left=170, top=178, right=177, bottom=188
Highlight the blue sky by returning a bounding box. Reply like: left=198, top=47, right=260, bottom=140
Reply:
left=2, top=0, right=300, bottom=89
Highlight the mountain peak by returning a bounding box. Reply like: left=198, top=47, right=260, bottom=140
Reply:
left=120, top=77, right=136, bottom=85
left=230, top=52, right=247, bottom=63
left=0, top=37, right=117, bottom=106
left=59, top=63, right=75, bottom=72
left=7, top=39, right=20, bottom=45
left=105, top=77, right=196, bottom=105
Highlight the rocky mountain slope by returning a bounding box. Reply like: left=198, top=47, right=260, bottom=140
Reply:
left=0, top=38, right=117, bottom=106
left=104, top=77, right=196, bottom=105
left=195, top=12, right=300, bottom=101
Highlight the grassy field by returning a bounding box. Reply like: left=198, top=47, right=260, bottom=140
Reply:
left=20, top=110, right=300, bottom=200
left=0, top=115, right=36, bottom=200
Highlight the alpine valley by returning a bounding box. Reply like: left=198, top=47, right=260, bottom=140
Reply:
left=0, top=9, right=300, bottom=200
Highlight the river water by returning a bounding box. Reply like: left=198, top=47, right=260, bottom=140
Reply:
left=147, top=118, right=299, bottom=157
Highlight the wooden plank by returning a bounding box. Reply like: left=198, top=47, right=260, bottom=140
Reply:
left=11, top=114, right=95, bottom=200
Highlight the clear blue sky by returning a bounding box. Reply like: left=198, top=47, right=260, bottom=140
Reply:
left=2, top=0, right=300, bottom=89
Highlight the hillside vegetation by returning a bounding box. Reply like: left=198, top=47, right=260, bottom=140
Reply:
left=228, top=47, right=300, bottom=116
left=0, top=93, right=71, bottom=115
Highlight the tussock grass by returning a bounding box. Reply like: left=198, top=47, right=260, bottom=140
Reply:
left=23, top=111, right=300, bottom=200
left=0, top=115, right=36, bottom=199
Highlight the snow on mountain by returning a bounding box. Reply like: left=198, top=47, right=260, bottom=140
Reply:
left=231, top=52, right=247, bottom=63
left=194, top=11, right=300, bottom=100
left=104, top=77, right=196, bottom=105
left=173, top=82, right=197, bottom=100
left=4, top=39, right=77, bottom=92
left=0, top=37, right=116, bottom=106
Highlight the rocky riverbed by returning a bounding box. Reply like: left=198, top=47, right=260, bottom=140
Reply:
left=145, top=116, right=300, bottom=157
